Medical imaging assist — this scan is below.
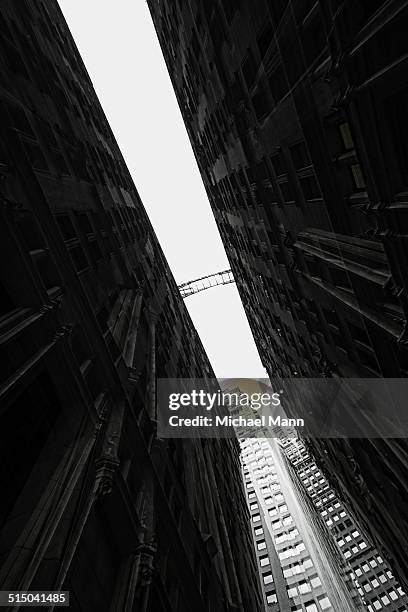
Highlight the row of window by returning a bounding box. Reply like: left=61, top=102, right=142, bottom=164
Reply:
left=6, top=94, right=135, bottom=192
left=228, top=122, right=366, bottom=225
left=289, top=596, right=331, bottom=612
left=342, top=540, right=368, bottom=559
left=354, top=557, right=388, bottom=576
left=320, top=501, right=342, bottom=516
left=313, top=491, right=336, bottom=506
left=275, top=527, right=299, bottom=545
left=300, top=465, right=322, bottom=479
left=283, top=557, right=314, bottom=578
left=287, top=575, right=323, bottom=599
left=366, top=592, right=406, bottom=611
left=285, top=446, right=408, bottom=611
left=325, top=509, right=347, bottom=526
left=297, top=457, right=408, bottom=609
left=271, top=513, right=293, bottom=528
left=359, top=580, right=405, bottom=597
left=278, top=541, right=306, bottom=560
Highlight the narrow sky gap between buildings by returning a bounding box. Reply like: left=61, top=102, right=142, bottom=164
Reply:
left=58, top=0, right=267, bottom=378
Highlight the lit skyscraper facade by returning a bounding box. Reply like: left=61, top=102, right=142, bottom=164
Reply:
left=279, top=437, right=408, bottom=612
left=240, top=437, right=361, bottom=612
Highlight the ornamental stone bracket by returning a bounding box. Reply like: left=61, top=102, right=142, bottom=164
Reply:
left=137, top=539, right=157, bottom=588
left=94, top=401, right=125, bottom=499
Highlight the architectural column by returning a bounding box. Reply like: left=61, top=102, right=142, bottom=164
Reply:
left=146, top=309, right=159, bottom=423
left=124, top=290, right=143, bottom=368
left=109, top=548, right=143, bottom=612
left=137, top=540, right=158, bottom=612
left=50, top=399, right=126, bottom=597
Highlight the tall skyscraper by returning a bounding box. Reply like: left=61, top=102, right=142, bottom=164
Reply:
left=279, top=437, right=408, bottom=612
left=149, top=0, right=408, bottom=590
left=0, top=2, right=262, bottom=610
left=241, top=436, right=361, bottom=612
left=230, top=380, right=408, bottom=611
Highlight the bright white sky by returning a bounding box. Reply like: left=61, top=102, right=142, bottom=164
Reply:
left=58, top=0, right=266, bottom=378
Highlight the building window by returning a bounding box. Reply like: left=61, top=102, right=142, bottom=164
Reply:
left=350, top=163, right=366, bottom=190
left=298, top=581, right=312, bottom=594
left=290, top=140, right=311, bottom=170
left=339, top=122, right=355, bottom=151
left=257, top=540, right=267, bottom=550
left=260, top=555, right=270, bottom=567
left=263, top=572, right=273, bottom=585
left=318, top=596, right=332, bottom=610
left=310, top=576, right=321, bottom=588
left=271, top=151, right=287, bottom=176
left=279, top=549, right=291, bottom=561
left=266, top=591, right=278, bottom=604
left=279, top=180, right=295, bottom=203
left=299, top=175, right=321, bottom=200
left=56, top=213, right=76, bottom=240
left=330, top=266, right=352, bottom=291
left=303, top=558, right=313, bottom=569
left=388, top=590, right=398, bottom=601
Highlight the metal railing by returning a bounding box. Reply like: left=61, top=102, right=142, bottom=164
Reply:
left=178, top=269, right=235, bottom=298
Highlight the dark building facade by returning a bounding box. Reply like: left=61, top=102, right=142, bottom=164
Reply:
left=149, top=0, right=408, bottom=594
left=0, top=2, right=263, bottom=610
